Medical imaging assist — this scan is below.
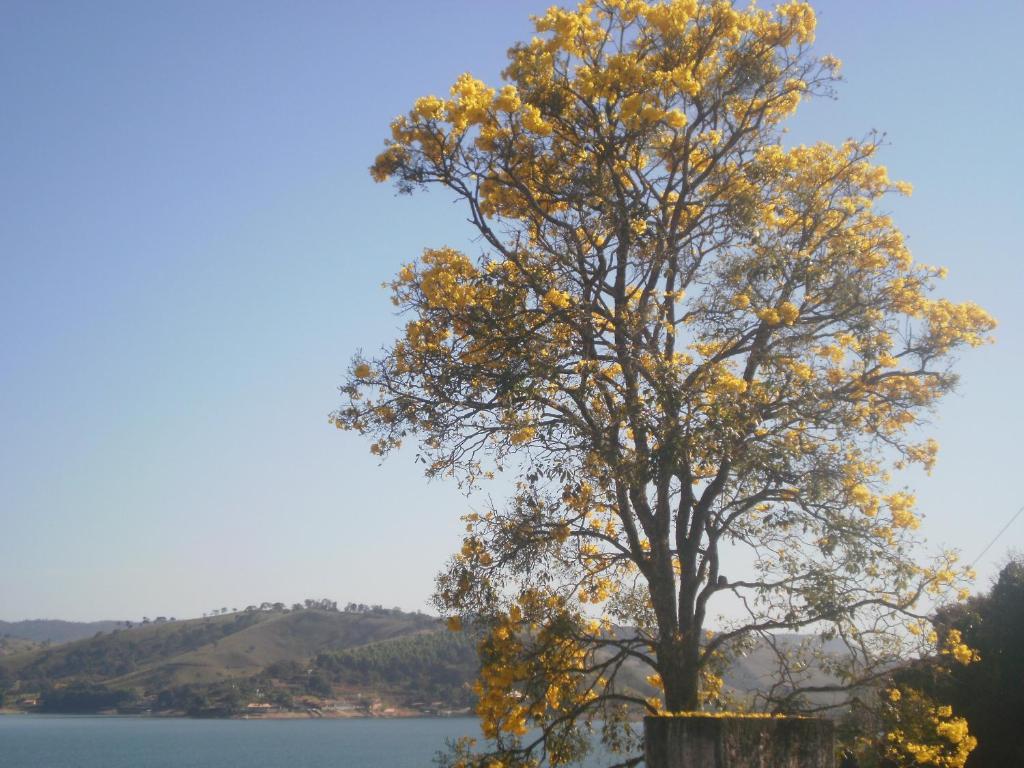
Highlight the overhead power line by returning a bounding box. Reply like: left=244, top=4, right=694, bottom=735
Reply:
left=970, top=503, right=1024, bottom=568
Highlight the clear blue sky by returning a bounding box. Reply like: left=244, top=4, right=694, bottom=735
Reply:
left=1, top=1, right=1021, bottom=622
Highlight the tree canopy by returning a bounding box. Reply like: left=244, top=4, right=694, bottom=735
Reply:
left=335, top=1, right=994, bottom=765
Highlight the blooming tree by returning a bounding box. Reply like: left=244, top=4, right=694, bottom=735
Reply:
left=844, top=686, right=978, bottom=768
left=334, top=1, right=994, bottom=765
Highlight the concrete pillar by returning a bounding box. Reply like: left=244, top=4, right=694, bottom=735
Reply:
left=644, top=715, right=835, bottom=768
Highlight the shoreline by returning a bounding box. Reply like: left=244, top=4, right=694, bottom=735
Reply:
left=0, top=708, right=475, bottom=721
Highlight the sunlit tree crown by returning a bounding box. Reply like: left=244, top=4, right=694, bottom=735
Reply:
left=336, top=2, right=994, bottom=765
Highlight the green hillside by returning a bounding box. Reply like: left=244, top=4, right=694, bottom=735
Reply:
left=314, top=627, right=479, bottom=707
left=0, top=606, right=445, bottom=714
left=111, top=608, right=438, bottom=689
left=2, top=611, right=269, bottom=683
left=0, top=607, right=844, bottom=718
left=0, top=636, right=41, bottom=657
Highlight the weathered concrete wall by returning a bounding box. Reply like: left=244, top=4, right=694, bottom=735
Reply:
left=644, top=715, right=835, bottom=768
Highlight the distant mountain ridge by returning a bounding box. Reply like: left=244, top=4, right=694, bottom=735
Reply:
left=0, top=620, right=124, bottom=644
left=0, top=606, right=464, bottom=716
left=0, top=607, right=844, bottom=717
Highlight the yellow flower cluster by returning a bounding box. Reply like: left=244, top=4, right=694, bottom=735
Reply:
left=473, top=594, right=589, bottom=742
left=509, top=425, right=537, bottom=446
left=577, top=575, right=616, bottom=604
left=756, top=301, right=800, bottom=326
left=542, top=287, right=572, bottom=310
left=940, top=629, right=980, bottom=666
left=922, top=299, right=995, bottom=352
left=885, top=491, right=920, bottom=530
left=653, top=710, right=804, bottom=719
left=885, top=689, right=976, bottom=768
left=411, top=247, right=492, bottom=313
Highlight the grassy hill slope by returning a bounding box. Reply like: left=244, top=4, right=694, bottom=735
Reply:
left=0, top=636, right=41, bottom=657
left=313, top=626, right=479, bottom=707
left=113, top=609, right=438, bottom=688
left=0, top=608, right=438, bottom=693
left=1, top=611, right=268, bottom=684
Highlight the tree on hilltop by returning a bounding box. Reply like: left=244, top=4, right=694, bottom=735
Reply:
left=335, top=1, right=994, bottom=765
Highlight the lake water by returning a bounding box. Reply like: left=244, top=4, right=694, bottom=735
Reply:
left=0, top=715, right=477, bottom=768
left=0, top=715, right=618, bottom=767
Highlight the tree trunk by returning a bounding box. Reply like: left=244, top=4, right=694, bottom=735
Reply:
left=660, top=643, right=700, bottom=712
left=658, top=624, right=703, bottom=712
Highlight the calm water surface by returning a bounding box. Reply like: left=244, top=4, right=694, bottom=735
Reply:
left=0, top=715, right=620, bottom=767
left=0, top=715, right=483, bottom=768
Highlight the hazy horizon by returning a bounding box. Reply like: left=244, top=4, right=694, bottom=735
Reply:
left=2, top=0, right=1022, bottom=624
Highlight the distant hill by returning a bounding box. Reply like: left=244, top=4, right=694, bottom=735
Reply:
left=314, top=625, right=479, bottom=706
left=0, top=608, right=437, bottom=687
left=0, top=607, right=845, bottom=717
left=722, top=633, right=847, bottom=709
left=0, top=619, right=123, bottom=644
left=0, top=606, right=454, bottom=715
left=112, top=608, right=440, bottom=689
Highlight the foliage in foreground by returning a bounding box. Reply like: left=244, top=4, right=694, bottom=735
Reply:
left=842, top=558, right=1023, bottom=768
left=932, top=558, right=1024, bottom=767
